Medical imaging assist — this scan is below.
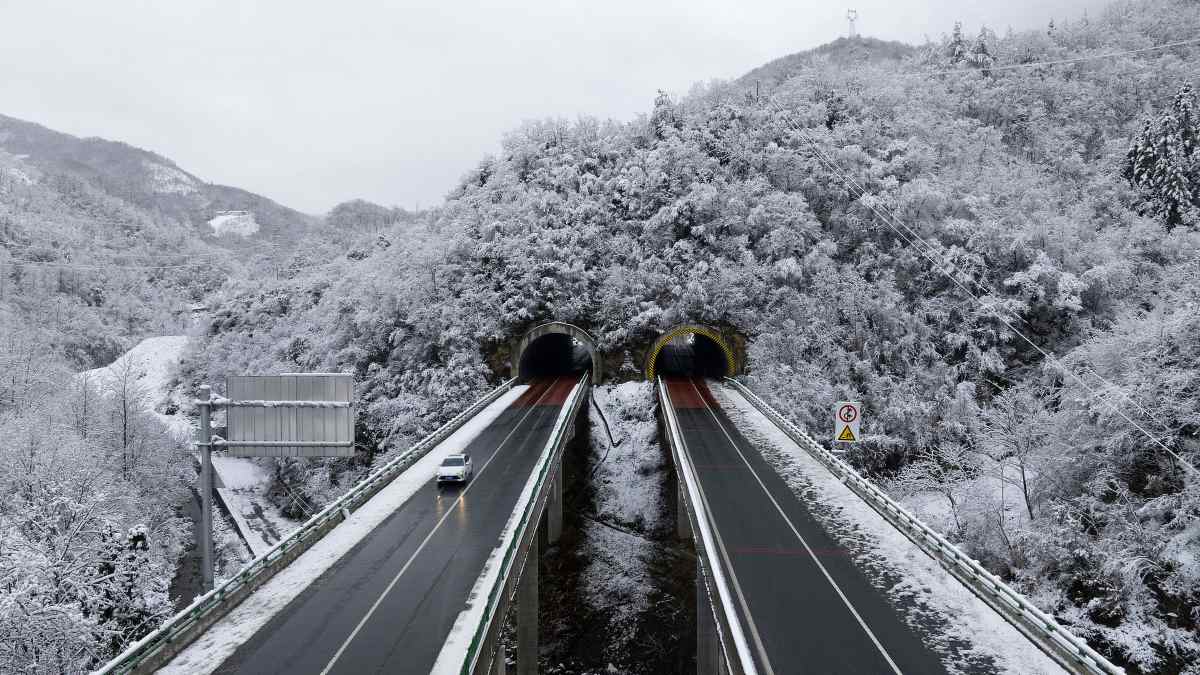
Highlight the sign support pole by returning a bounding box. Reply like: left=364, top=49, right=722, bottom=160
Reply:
left=198, top=384, right=214, bottom=593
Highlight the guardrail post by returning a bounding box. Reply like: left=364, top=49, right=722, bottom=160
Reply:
left=517, top=537, right=538, bottom=675
left=199, top=384, right=214, bottom=592
left=697, top=560, right=721, bottom=675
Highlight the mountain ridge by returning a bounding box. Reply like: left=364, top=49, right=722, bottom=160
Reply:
left=0, top=112, right=315, bottom=244
left=738, top=35, right=918, bottom=88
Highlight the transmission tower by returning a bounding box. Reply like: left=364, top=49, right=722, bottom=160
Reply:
left=846, top=9, right=859, bottom=38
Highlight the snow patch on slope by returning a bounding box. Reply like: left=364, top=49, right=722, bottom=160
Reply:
left=80, top=336, right=192, bottom=439
left=590, top=382, right=664, bottom=531
left=208, top=210, right=259, bottom=236
left=2, top=165, right=33, bottom=185
left=0, top=150, right=36, bottom=185
left=210, top=457, right=283, bottom=557
left=711, top=382, right=1067, bottom=675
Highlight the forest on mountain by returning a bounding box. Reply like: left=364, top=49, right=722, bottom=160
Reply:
left=0, top=119, right=317, bottom=671
left=182, top=1, right=1200, bottom=670
left=3, top=0, right=1200, bottom=671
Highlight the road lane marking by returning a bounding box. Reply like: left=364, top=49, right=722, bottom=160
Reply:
left=690, top=378, right=904, bottom=675
left=664, top=381, right=775, bottom=675
left=318, top=379, right=562, bottom=675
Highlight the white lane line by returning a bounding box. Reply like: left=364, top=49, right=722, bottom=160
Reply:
left=665, top=380, right=775, bottom=675
left=319, top=381, right=560, bottom=675
left=691, top=378, right=904, bottom=675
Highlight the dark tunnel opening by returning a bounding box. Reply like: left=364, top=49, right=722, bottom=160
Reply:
left=518, top=333, right=592, bottom=381
left=655, top=333, right=728, bottom=378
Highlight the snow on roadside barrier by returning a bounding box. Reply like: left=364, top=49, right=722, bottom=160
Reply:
left=711, top=381, right=1067, bottom=675
left=158, top=384, right=529, bottom=675
left=431, top=378, right=585, bottom=675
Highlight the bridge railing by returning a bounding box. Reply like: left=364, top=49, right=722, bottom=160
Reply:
left=723, top=378, right=1124, bottom=675
left=461, top=373, right=590, bottom=675
left=95, top=378, right=517, bottom=675
left=658, top=377, right=756, bottom=675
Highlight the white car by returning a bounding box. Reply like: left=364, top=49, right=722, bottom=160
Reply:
left=437, top=453, right=473, bottom=484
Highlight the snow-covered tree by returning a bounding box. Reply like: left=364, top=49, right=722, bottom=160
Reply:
left=1125, top=82, right=1200, bottom=228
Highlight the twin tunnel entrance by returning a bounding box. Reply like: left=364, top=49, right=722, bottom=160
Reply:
left=512, top=321, right=741, bottom=382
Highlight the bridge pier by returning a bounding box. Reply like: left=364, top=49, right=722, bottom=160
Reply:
left=546, top=470, right=563, bottom=544
left=697, top=560, right=724, bottom=675
left=517, top=537, right=538, bottom=675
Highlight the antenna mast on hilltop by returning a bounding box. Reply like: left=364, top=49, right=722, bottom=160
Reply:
left=846, top=9, right=859, bottom=38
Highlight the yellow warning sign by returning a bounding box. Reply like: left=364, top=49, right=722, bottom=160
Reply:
left=837, top=426, right=857, bottom=442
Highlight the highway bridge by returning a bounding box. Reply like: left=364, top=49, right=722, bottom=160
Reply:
left=97, top=322, right=1120, bottom=675
left=663, top=376, right=945, bottom=674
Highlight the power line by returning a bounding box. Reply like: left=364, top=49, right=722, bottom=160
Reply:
left=786, top=127, right=1182, bottom=445
left=0, top=241, right=293, bottom=272
left=774, top=110, right=1198, bottom=476
left=794, top=35, right=1200, bottom=81
left=913, top=36, right=1200, bottom=77
left=0, top=257, right=228, bottom=272
left=1, top=240, right=279, bottom=262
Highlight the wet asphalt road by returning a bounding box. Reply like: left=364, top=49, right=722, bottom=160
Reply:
left=665, top=377, right=949, bottom=675
left=215, top=377, right=577, bottom=675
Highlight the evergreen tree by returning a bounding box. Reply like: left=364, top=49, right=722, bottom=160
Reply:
left=1124, top=82, right=1199, bottom=227
left=947, top=21, right=969, bottom=64
left=969, top=27, right=995, bottom=72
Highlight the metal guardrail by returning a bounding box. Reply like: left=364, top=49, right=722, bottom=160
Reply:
left=722, top=378, right=1125, bottom=675
left=95, top=378, right=517, bottom=675
left=658, top=377, right=754, bottom=675
left=461, top=373, right=590, bottom=675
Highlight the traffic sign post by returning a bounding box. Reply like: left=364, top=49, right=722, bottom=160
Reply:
left=834, top=401, right=861, bottom=444
left=198, top=385, right=214, bottom=593
left=194, top=373, right=356, bottom=591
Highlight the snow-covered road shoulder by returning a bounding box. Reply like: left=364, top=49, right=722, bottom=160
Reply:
left=160, top=384, right=530, bottom=675
left=710, top=381, right=1067, bottom=675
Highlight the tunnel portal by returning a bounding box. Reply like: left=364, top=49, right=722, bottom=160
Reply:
left=645, top=324, right=738, bottom=380
left=513, top=322, right=602, bottom=382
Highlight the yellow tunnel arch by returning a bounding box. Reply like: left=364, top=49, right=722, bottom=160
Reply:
left=644, top=323, right=737, bottom=380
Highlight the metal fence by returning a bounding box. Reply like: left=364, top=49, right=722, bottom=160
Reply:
left=94, top=378, right=516, bottom=675
left=723, top=378, right=1124, bottom=675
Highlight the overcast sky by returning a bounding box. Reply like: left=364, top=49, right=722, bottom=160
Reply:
left=2, top=0, right=1108, bottom=214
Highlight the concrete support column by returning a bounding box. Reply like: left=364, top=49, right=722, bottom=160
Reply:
left=677, top=483, right=693, bottom=540
left=697, top=561, right=722, bottom=675
left=491, top=649, right=507, bottom=675
left=546, top=469, right=563, bottom=544
left=517, top=538, right=538, bottom=675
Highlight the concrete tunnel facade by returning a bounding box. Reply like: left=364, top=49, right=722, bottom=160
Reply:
left=509, top=320, right=746, bottom=383
left=512, top=321, right=602, bottom=382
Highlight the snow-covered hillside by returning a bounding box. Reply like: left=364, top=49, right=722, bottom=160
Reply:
left=144, top=160, right=199, bottom=195
left=80, top=335, right=192, bottom=440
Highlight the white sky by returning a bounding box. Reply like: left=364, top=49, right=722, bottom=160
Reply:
left=1, top=0, right=1107, bottom=214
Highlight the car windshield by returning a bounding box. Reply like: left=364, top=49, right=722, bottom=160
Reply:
left=441, top=457, right=465, bottom=467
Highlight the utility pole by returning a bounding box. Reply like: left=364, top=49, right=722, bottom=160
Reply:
left=846, top=9, right=859, bottom=38
left=198, top=384, right=214, bottom=592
